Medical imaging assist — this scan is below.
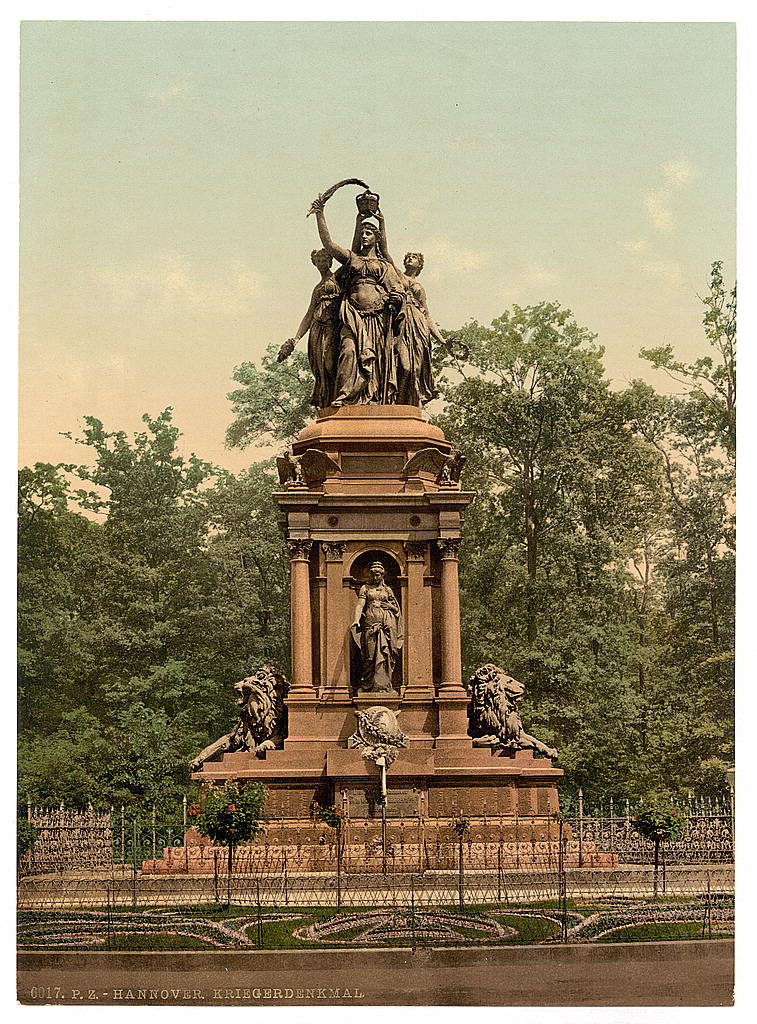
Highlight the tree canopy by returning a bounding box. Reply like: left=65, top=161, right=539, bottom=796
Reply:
left=18, top=263, right=735, bottom=810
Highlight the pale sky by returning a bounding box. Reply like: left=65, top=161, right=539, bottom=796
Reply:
left=19, top=20, right=736, bottom=473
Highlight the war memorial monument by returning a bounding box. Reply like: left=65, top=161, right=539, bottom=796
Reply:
left=146, top=181, right=612, bottom=874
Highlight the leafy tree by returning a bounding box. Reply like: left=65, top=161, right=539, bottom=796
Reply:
left=640, top=261, right=735, bottom=457
left=17, top=820, right=37, bottom=864
left=226, top=344, right=313, bottom=449
left=18, top=412, right=287, bottom=808
left=194, top=782, right=267, bottom=903
left=434, top=303, right=667, bottom=799
left=631, top=799, right=687, bottom=895
left=624, top=266, right=736, bottom=797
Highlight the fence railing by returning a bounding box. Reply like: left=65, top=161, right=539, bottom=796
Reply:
left=19, top=800, right=735, bottom=877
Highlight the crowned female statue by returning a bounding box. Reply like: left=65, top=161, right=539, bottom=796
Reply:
left=310, top=189, right=406, bottom=407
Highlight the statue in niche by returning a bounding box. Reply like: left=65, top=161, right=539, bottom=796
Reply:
left=276, top=248, right=341, bottom=409
left=466, top=663, right=558, bottom=759
left=310, top=187, right=406, bottom=407
left=350, top=561, right=403, bottom=692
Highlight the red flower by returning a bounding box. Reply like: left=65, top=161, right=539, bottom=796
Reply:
left=227, top=804, right=237, bottom=812
left=188, top=804, right=200, bottom=818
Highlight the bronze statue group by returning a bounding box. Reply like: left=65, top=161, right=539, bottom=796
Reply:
left=278, top=187, right=454, bottom=410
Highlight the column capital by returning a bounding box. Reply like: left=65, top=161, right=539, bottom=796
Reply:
left=322, top=541, right=347, bottom=562
left=403, top=540, right=428, bottom=561
left=287, top=538, right=313, bottom=561
left=437, top=538, right=462, bottom=560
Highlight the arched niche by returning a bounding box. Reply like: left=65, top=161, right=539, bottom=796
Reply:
left=347, top=548, right=403, bottom=693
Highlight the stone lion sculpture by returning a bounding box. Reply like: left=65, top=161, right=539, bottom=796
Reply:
left=189, top=665, right=290, bottom=771
left=466, top=663, right=557, bottom=759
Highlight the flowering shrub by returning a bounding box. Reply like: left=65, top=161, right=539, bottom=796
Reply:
left=631, top=801, right=687, bottom=843
left=313, top=804, right=344, bottom=830
left=194, top=783, right=267, bottom=848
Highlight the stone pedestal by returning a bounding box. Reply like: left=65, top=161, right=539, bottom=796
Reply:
left=188, top=406, right=565, bottom=835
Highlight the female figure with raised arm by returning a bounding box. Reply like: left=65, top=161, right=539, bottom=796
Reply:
left=310, top=194, right=405, bottom=406
left=396, top=252, right=442, bottom=406
left=277, top=248, right=340, bottom=409
left=351, top=561, right=403, bottom=693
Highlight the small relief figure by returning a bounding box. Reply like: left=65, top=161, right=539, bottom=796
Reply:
left=467, top=663, right=557, bottom=759
left=189, top=666, right=290, bottom=771
left=348, top=706, right=408, bottom=767
left=276, top=447, right=305, bottom=488
left=310, top=191, right=406, bottom=407
left=351, top=561, right=404, bottom=692
left=277, top=248, right=341, bottom=409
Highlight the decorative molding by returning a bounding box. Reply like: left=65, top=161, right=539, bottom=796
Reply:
left=287, top=539, right=313, bottom=561
left=322, top=541, right=347, bottom=562
left=437, top=538, right=462, bottom=560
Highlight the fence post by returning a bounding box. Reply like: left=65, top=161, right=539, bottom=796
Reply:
left=336, top=822, right=342, bottom=909
left=558, top=818, right=568, bottom=942
left=183, top=795, right=187, bottom=829
left=256, top=879, right=263, bottom=948
left=120, top=806, right=125, bottom=863
left=458, top=832, right=464, bottom=909
left=497, top=841, right=502, bottom=902
left=132, top=815, right=138, bottom=908
left=283, top=848, right=288, bottom=905
left=577, top=789, right=584, bottom=868
left=151, top=804, right=157, bottom=860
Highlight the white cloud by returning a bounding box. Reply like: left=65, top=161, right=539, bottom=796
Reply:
left=421, top=237, right=492, bottom=276
left=640, top=259, right=685, bottom=289
left=92, top=254, right=265, bottom=315
left=643, top=159, right=697, bottom=232
left=624, top=239, right=648, bottom=253
left=663, top=160, right=695, bottom=186
left=644, top=188, right=674, bottom=230
left=153, top=74, right=194, bottom=105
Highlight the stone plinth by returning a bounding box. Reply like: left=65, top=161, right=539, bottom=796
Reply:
left=184, top=406, right=568, bottom=865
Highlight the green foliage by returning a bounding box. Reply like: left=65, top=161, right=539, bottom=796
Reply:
left=18, top=412, right=290, bottom=808
left=226, top=344, right=313, bottom=448
left=194, top=783, right=267, bottom=847
left=631, top=800, right=687, bottom=843
left=17, top=820, right=37, bottom=861
left=18, top=268, right=735, bottom=812
left=313, top=804, right=345, bottom=829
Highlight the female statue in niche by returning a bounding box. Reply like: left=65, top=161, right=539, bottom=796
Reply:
left=351, top=561, right=403, bottom=692
left=310, top=194, right=406, bottom=407
left=276, top=248, right=340, bottom=409
left=395, top=251, right=443, bottom=406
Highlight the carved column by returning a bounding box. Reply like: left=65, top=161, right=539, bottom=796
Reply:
left=287, top=539, right=315, bottom=698
left=403, top=541, right=433, bottom=699
left=437, top=538, right=464, bottom=695
left=322, top=541, right=351, bottom=698
left=435, top=537, right=469, bottom=747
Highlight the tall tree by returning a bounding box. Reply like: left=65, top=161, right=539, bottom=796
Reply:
left=434, top=303, right=668, bottom=798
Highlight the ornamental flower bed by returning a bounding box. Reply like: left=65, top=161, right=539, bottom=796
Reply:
left=17, top=908, right=303, bottom=951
